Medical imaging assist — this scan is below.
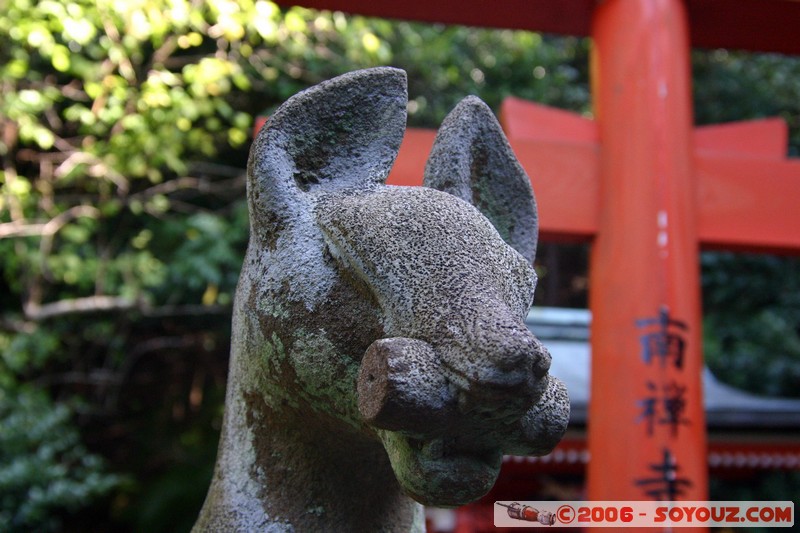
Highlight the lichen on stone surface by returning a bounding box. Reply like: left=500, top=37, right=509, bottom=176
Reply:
left=289, top=328, right=361, bottom=426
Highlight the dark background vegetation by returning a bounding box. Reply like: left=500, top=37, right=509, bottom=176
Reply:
left=1, top=1, right=798, bottom=531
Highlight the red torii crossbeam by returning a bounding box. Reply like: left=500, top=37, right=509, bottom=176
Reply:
left=277, top=0, right=800, bottom=518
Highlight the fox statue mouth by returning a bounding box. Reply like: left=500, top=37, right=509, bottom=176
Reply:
left=375, top=381, right=569, bottom=507
left=357, top=335, right=569, bottom=507
left=379, top=432, right=503, bottom=507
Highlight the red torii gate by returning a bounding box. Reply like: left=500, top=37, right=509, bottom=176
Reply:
left=278, top=0, right=800, bottom=511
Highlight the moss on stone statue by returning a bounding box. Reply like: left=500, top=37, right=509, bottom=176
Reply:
left=290, top=328, right=361, bottom=427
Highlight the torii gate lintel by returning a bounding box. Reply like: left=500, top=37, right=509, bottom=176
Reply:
left=389, top=96, right=800, bottom=255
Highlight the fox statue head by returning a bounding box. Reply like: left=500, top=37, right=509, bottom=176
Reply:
left=194, top=67, right=569, bottom=532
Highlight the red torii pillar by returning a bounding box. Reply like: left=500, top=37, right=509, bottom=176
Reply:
left=587, top=0, right=707, bottom=503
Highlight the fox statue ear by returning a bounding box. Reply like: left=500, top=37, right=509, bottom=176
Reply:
left=247, top=68, right=407, bottom=237
left=423, top=96, right=539, bottom=263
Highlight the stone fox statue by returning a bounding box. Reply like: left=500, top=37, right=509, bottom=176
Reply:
left=194, top=68, right=569, bottom=532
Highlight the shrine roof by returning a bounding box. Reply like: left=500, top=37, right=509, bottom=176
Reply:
left=526, top=307, right=800, bottom=429
left=276, top=0, right=800, bottom=56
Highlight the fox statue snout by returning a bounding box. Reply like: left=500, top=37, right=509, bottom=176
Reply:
left=194, top=68, right=569, bottom=532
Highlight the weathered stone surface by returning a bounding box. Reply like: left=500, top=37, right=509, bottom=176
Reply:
left=358, top=337, right=452, bottom=434
left=424, top=95, right=539, bottom=263
left=193, top=67, right=569, bottom=532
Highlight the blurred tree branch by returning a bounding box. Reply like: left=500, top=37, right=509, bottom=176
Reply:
left=22, top=295, right=138, bottom=321
left=0, top=205, right=99, bottom=238
left=19, top=296, right=230, bottom=322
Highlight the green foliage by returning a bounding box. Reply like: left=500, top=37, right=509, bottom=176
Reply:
left=123, top=411, right=221, bottom=533
left=0, top=2, right=283, bottom=528
left=155, top=207, right=249, bottom=304
left=694, top=49, right=800, bottom=155
left=710, top=471, right=800, bottom=533
left=702, top=252, right=800, bottom=397
left=693, top=50, right=800, bottom=398
left=375, top=24, right=591, bottom=126
left=0, top=385, right=122, bottom=532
